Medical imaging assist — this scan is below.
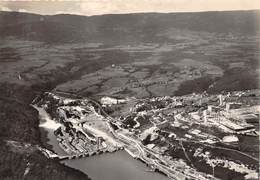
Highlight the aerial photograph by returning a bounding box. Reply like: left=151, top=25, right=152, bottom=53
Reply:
left=0, top=0, right=259, bottom=180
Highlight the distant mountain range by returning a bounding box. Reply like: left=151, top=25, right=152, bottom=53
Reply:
left=0, top=10, right=259, bottom=43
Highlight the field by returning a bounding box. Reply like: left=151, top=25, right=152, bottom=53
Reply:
left=54, top=34, right=259, bottom=99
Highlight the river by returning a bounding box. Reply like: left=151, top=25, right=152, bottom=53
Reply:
left=35, top=105, right=170, bottom=180
left=63, top=151, right=170, bottom=180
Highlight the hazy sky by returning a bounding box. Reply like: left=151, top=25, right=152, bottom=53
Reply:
left=0, top=0, right=260, bottom=16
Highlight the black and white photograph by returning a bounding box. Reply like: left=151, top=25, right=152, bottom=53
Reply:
left=0, top=0, right=259, bottom=180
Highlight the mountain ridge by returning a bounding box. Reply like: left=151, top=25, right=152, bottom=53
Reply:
left=0, top=10, right=259, bottom=43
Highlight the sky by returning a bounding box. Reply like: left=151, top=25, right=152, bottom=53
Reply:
left=0, top=0, right=260, bottom=16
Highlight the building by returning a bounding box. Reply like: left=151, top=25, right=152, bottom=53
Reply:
left=226, top=103, right=242, bottom=112
left=101, top=96, right=126, bottom=106
left=218, top=94, right=224, bottom=106
left=203, top=110, right=208, bottom=123
left=222, top=135, right=239, bottom=143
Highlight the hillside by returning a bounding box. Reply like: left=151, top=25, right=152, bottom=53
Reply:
left=0, top=10, right=259, bottom=43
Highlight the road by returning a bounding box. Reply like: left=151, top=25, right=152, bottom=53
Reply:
left=86, top=96, right=214, bottom=180
left=48, top=91, right=221, bottom=179
left=173, top=115, right=259, bottom=162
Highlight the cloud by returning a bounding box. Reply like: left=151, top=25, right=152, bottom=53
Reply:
left=18, top=9, right=27, bottom=13
left=1, top=0, right=260, bottom=16
left=78, top=0, right=260, bottom=16
left=0, top=6, right=11, bottom=12
left=79, top=0, right=176, bottom=15
left=55, top=11, right=83, bottom=15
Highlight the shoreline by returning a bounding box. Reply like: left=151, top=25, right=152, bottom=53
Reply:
left=39, top=126, right=55, bottom=151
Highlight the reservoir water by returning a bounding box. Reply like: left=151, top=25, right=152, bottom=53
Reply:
left=35, top=106, right=67, bottom=155
left=63, top=151, right=170, bottom=180
left=35, top=106, right=170, bottom=180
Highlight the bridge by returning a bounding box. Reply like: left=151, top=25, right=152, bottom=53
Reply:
left=38, top=145, right=124, bottom=161
left=57, top=146, right=124, bottom=160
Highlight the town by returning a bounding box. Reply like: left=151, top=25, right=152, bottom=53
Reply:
left=33, top=89, right=259, bottom=180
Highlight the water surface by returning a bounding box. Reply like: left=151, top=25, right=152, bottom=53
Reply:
left=63, top=150, right=170, bottom=180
